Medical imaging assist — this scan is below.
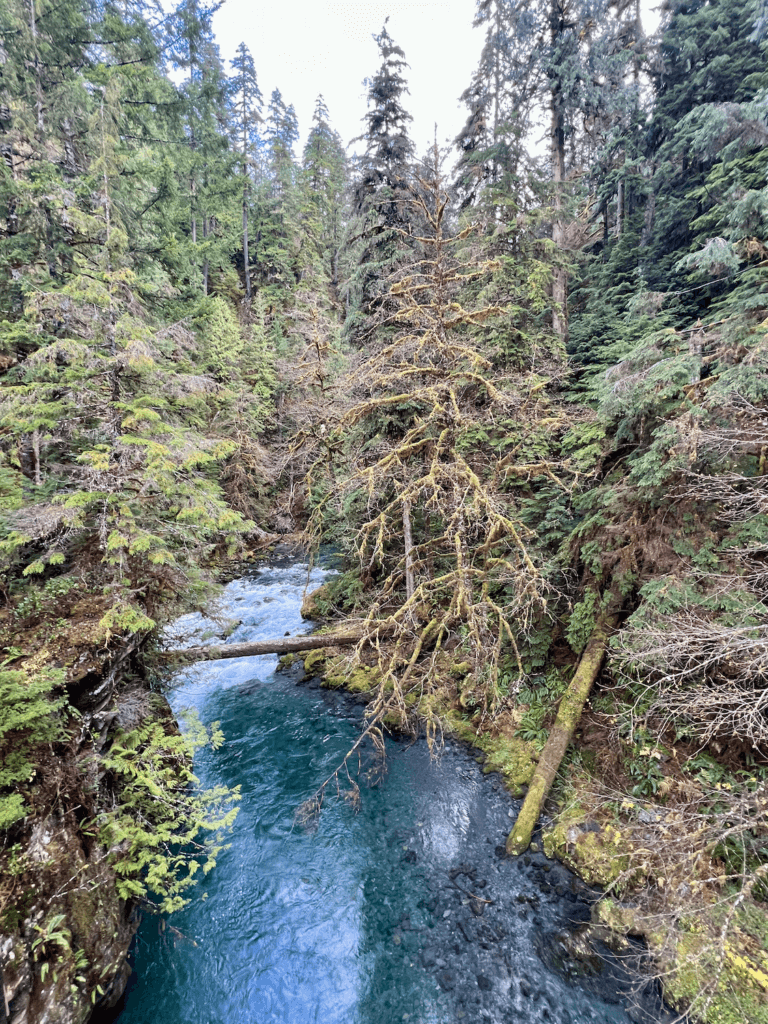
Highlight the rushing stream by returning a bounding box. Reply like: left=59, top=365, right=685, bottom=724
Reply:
left=113, top=550, right=673, bottom=1024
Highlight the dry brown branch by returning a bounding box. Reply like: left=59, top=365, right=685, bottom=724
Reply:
left=613, top=613, right=768, bottom=745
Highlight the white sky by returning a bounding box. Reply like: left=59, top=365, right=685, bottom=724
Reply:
left=209, top=0, right=663, bottom=159
left=211, top=1, right=483, bottom=157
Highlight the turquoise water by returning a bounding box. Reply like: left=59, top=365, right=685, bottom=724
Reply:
left=114, top=558, right=668, bottom=1024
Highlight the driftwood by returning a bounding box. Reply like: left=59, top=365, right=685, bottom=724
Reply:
left=506, top=601, right=620, bottom=856
left=157, top=630, right=386, bottom=663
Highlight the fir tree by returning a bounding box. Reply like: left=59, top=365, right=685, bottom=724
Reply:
left=229, top=42, right=263, bottom=300
left=345, top=22, right=416, bottom=341
left=169, top=0, right=237, bottom=295
left=250, top=89, right=301, bottom=302
left=301, top=95, right=347, bottom=291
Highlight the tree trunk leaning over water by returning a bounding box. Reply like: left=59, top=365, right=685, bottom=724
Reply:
left=506, top=602, right=621, bottom=856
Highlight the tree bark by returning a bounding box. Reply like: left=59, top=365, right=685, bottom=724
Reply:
left=506, top=604, right=620, bottom=856
left=550, top=0, right=568, bottom=345
left=243, top=197, right=251, bottom=299
left=202, top=214, right=209, bottom=295
left=402, top=499, right=415, bottom=601
left=157, top=629, right=394, bottom=663
left=616, top=179, right=625, bottom=238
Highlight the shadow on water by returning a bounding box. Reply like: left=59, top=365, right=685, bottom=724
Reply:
left=105, top=553, right=676, bottom=1024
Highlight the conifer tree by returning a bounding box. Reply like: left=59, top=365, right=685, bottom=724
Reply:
left=345, top=22, right=416, bottom=340
left=307, top=148, right=565, bottom=738
left=301, top=95, right=347, bottom=290
left=454, top=0, right=541, bottom=209
left=455, top=0, right=641, bottom=346
left=251, top=89, right=301, bottom=302
left=169, top=0, right=237, bottom=295
left=229, top=43, right=263, bottom=299
left=644, top=0, right=768, bottom=303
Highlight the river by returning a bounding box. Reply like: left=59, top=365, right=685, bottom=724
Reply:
left=112, top=550, right=673, bottom=1024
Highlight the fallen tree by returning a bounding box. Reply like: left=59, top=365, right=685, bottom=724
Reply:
left=506, top=599, right=621, bottom=856
left=156, top=631, right=382, bottom=663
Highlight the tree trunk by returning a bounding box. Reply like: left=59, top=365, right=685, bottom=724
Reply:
left=29, top=0, right=44, bottom=134
left=243, top=197, right=251, bottom=299
left=32, top=428, right=41, bottom=486
left=551, top=0, right=568, bottom=345
left=157, top=628, right=394, bottom=664
left=403, top=499, right=415, bottom=601
left=689, top=319, right=704, bottom=384
left=616, top=179, right=625, bottom=238
left=202, top=214, right=209, bottom=295
left=506, top=604, right=620, bottom=856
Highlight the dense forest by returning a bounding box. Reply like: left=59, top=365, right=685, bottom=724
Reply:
left=1, top=0, right=768, bottom=1020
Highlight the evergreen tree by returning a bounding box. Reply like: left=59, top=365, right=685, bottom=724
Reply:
left=229, top=42, right=263, bottom=300
left=345, top=22, right=416, bottom=342
left=455, top=0, right=643, bottom=346
left=250, top=88, right=301, bottom=302
left=644, top=0, right=768, bottom=301
left=301, top=95, right=347, bottom=291
left=307, top=148, right=560, bottom=730
left=169, top=0, right=238, bottom=295
left=454, top=0, right=542, bottom=210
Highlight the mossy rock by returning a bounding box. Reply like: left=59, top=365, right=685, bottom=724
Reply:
left=592, top=897, right=638, bottom=936
left=479, top=735, right=538, bottom=796
left=663, top=922, right=768, bottom=1024
left=542, top=819, right=629, bottom=888
left=323, top=662, right=381, bottom=694
left=302, top=648, right=329, bottom=678
left=300, top=585, right=330, bottom=620
left=277, top=653, right=297, bottom=670
left=441, top=709, right=479, bottom=746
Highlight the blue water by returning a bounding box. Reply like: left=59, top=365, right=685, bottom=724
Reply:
left=115, top=558, right=668, bottom=1024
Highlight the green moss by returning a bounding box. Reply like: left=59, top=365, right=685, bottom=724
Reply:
left=300, top=585, right=331, bottom=620
left=301, top=648, right=329, bottom=678
left=277, top=653, right=297, bottom=670
left=442, top=710, right=478, bottom=746
left=321, top=659, right=381, bottom=694
left=479, top=735, right=538, bottom=795
left=450, top=661, right=472, bottom=678
left=542, top=817, right=629, bottom=887
left=664, top=928, right=768, bottom=1024
left=592, top=897, right=637, bottom=936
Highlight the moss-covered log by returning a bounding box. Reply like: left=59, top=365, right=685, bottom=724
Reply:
left=506, top=605, right=620, bottom=856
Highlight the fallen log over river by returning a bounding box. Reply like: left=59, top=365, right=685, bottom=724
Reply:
left=157, top=629, right=390, bottom=663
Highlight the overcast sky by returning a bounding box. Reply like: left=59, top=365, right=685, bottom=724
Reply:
left=209, top=0, right=663, bottom=160
left=210, top=1, right=484, bottom=157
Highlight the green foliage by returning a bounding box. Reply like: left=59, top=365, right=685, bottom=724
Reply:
left=194, top=296, right=244, bottom=379
left=313, top=570, right=364, bottom=615
left=517, top=626, right=553, bottom=675
left=515, top=671, right=569, bottom=748
left=99, top=711, right=240, bottom=914
left=622, top=726, right=666, bottom=798
left=566, top=589, right=599, bottom=655
left=0, top=668, right=67, bottom=829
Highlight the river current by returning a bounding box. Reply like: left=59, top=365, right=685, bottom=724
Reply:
left=113, top=552, right=673, bottom=1024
